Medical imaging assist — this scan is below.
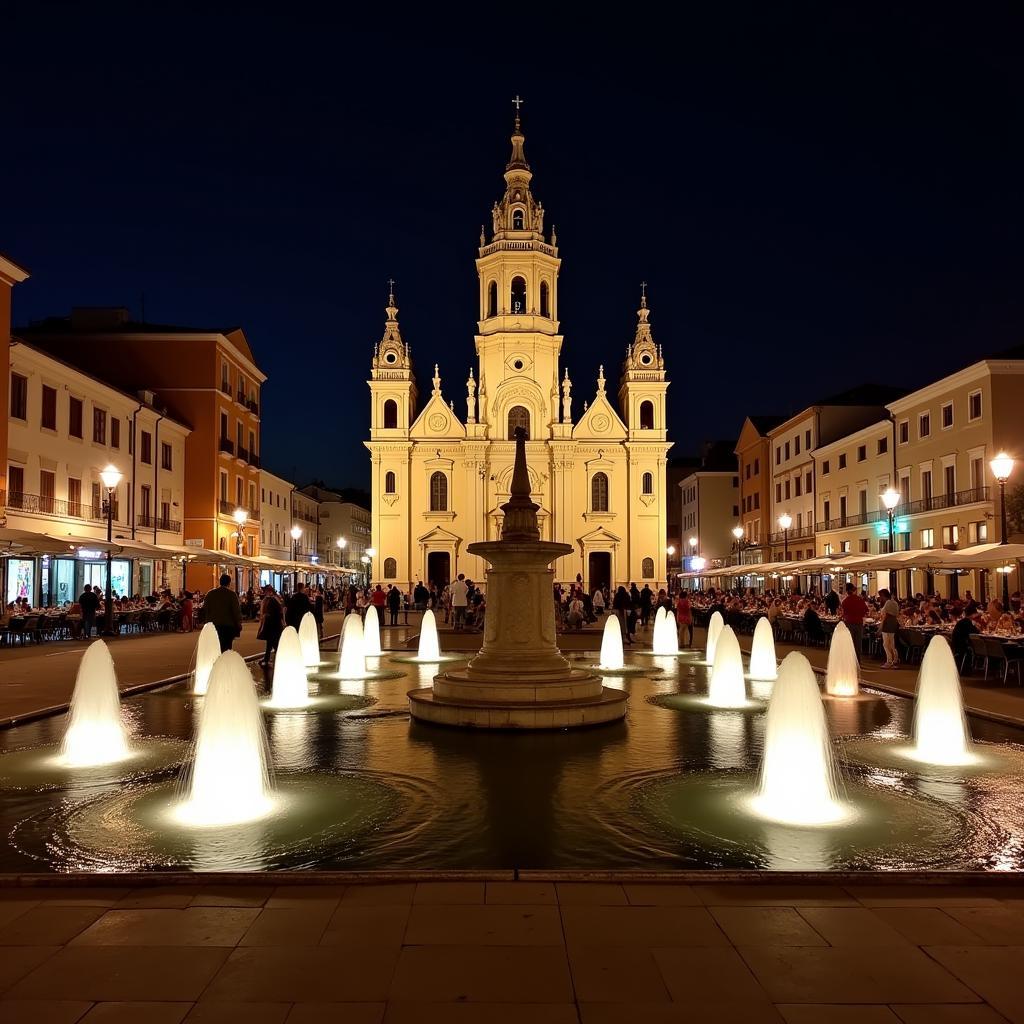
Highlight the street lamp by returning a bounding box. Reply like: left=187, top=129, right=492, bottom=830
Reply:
left=732, top=525, right=745, bottom=564
left=990, top=452, right=1015, bottom=607
left=336, top=536, right=347, bottom=566
left=881, top=486, right=901, bottom=599
left=290, top=524, right=302, bottom=590
left=99, top=464, right=122, bottom=636
left=232, top=507, right=248, bottom=595
left=360, top=554, right=370, bottom=588
left=777, top=513, right=792, bottom=559
left=666, top=545, right=676, bottom=594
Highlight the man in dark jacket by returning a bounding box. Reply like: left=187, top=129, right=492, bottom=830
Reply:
left=285, top=582, right=313, bottom=631
left=78, top=584, right=100, bottom=638
left=203, top=574, right=243, bottom=652
left=386, top=584, right=402, bottom=625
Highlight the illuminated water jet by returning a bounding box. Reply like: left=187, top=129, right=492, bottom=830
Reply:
left=175, top=650, right=274, bottom=826
left=748, top=616, right=778, bottom=681
left=363, top=606, right=382, bottom=657
left=751, top=652, right=851, bottom=825
left=337, top=613, right=367, bottom=679
left=707, top=626, right=748, bottom=708
left=59, top=641, right=131, bottom=767
left=298, top=612, right=320, bottom=667
left=267, top=627, right=311, bottom=708
left=825, top=622, right=860, bottom=697
left=417, top=609, right=441, bottom=660
left=705, top=611, right=724, bottom=664
left=652, top=608, right=680, bottom=656
left=599, top=614, right=624, bottom=671
left=193, top=622, right=221, bottom=696
left=910, top=636, right=977, bottom=766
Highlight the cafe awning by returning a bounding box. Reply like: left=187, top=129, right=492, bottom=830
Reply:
left=922, top=542, right=1024, bottom=571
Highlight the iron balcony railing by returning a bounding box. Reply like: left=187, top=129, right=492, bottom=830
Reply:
left=246, top=398, right=259, bottom=415
left=218, top=437, right=234, bottom=456
left=768, top=524, right=815, bottom=544
left=237, top=445, right=249, bottom=463
left=3, top=490, right=105, bottom=522
left=816, top=486, right=991, bottom=533
left=137, top=514, right=182, bottom=532
left=246, top=451, right=260, bottom=468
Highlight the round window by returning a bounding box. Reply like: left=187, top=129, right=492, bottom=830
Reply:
left=640, top=352, right=652, bottom=366
left=513, top=359, right=524, bottom=371
left=385, top=351, right=397, bottom=364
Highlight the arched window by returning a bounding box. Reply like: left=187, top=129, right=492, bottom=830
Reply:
left=639, top=400, right=655, bottom=429
left=591, top=472, right=609, bottom=512
left=642, top=557, right=655, bottom=579
left=384, top=471, right=396, bottom=494
left=507, top=406, right=530, bottom=440
left=487, top=280, right=498, bottom=317
left=429, top=471, right=448, bottom=512
left=512, top=209, right=525, bottom=230
left=510, top=276, right=527, bottom=315
left=383, top=557, right=397, bottom=579
left=642, top=471, right=653, bottom=495
left=540, top=281, right=550, bottom=317
left=383, top=399, right=398, bottom=429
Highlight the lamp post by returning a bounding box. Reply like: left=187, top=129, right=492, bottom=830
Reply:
left=365, top=547, right=376, bottom=589
left=336, top=536, right=347, bottom=565
left=233, top=507, right=248, bottom=593
left=290, top=524, right=302, bottom=591
left=990, top=452, right=1015, bottom=607
left=881, top=486, right=901, bottom=599
left=360, top=554, right=370, bottom=589
left=99, top=464, right=122, bottom=636
left=777, top=513, right=792, bottom=593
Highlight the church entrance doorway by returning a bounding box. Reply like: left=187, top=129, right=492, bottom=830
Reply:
left=588, top=552, right=611, bottom=595
left=427, top=551, right=451, bottom=591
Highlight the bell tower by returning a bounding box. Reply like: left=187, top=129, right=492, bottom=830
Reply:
left=475, top=99, right=564, bottom=440
left=369, top=282, right=417, bottom=437
left=618, top=284, right=668, bottom=441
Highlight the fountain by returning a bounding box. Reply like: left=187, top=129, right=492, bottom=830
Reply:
left=363, top=606, right=383, bottom=657
left=193, top=622, right=221, bottom=696
left=598, top=614, right=624, bottom=670
left=825, top=622, right=860, bottom=697
left=705, top=611, right=724, bottom=664
left=706, top=626, right=748, bottom=708
left=751, top=652, right=852, bottom=825
left=298, top=612, right=321, bottom=667
left=417, top=609, right=441, bottom=660
left=910, top=636, right=976, bottom=766
left=338, top=613, right=367, bottom=678
left=266, top=627, right=311, bottom=709
left=409, top=428, right=627, bottom=728
left=60, top=641, right=131, bottom=767
left=748, top=616, right=778, bottom=681
left=652, top=608, right=680, bottom=656
left=175, top=651, right=275, bottom=826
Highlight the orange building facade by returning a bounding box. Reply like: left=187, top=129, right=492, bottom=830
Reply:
left=0, top=253, right=30, bottom=513
left=17, top=308, right=266, bottom=590
left=734, top=415, right=780, bottom=564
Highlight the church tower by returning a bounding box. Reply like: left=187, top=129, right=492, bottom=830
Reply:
left=618, top=285, right=668, bottom=441
left=475, top=101, right=563, bottom=442
left=367, top=285, right=415, bottom=590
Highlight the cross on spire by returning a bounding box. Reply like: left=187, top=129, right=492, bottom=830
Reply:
left=512, top=95, right=524, bottom=111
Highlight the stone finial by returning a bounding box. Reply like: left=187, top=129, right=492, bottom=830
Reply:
left=561, top=367, right=572, bottom=424
left=499, top=427, right=540, bottom=542
left=432, top=364, right=441, bottom=397
left=597, top=365, right=606, bottom=394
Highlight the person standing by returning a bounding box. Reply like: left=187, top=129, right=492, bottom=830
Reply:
left=285, top=582, right=312, bottom=632
left=639, top=584, right=653, bottom=628
left=824, top=587, right=840, bottom=616
left=313, top=587, right=325, bottom=639
left=675, top=590, right=693, bottom=647
left=203, top=573, right=243, bottom=653
left=257, top=585, right=284, bottom=667
left=450, top=573, right=469, bottom=631
left=387, top=583, right=401, bottom=625
left=840, top=582, right=869, bottom=661
left=878, top=588, right=901, bottom=668
left=592, top=587, right=605, bottom=616
left=78, top=584, right=99, bottom=639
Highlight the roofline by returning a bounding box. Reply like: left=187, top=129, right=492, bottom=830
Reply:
left=0, top=253, right=30, bottom=285
left=811, top=418, right=891, bottom=458
left=10, top=337, right=192, bottom=433
left=885, top=358, right=1024, bottom=413
left=260, top=468, right=296, bottom=491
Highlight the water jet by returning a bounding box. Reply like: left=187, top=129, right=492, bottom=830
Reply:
left=193, top=623, right=221, bottom=696
left=748, top=617, right=778, bottom=681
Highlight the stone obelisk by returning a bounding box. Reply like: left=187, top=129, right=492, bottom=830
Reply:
left=408, top=428, right=628, bottom=728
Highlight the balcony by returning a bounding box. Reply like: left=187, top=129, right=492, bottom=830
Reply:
left=137, top=513, right=182, bottom=533
left=816, top=486, right=991, bottom=533
left=218, top=437, right=234, bottom=456
left=3, top=491, right=104, bottom=522
left=292, top=510, right=318, bottom=524
left=220, top=382, right=231, bottom=396
left=768, top=524, right=815, bottom=544
left=236, top=390, right=247, bottom=406
left=246, top=398, right=260, bottom=415
left=237, top=445, right=249, bottom=463
left=246, top=450, right=260, bottom=468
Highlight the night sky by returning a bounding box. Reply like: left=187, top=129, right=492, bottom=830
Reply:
left=5, top=7, right=1022, bottom=489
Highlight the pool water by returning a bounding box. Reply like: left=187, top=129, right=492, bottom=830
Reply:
left=1, top=651, right=1023, bottom=873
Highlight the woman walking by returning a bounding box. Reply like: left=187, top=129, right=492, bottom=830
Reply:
left=257, top=586, right=284, bottom=667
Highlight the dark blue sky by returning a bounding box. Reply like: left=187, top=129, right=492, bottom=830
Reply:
left=5, top=6, right=1022, bottom=488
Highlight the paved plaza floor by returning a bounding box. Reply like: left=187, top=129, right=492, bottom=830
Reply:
left=0, top=878, right=1021, bottom=1022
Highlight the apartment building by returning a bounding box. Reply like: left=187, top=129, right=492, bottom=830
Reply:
left=735, top=415, right=781, bottom=561
left=0, top=252, right=30, bottom=510
left=678, top=442, right=739, bottom=565
left=6, top=341, right=189, bottom=602
left=290, top=489, right=319, bottom=567
left=18, top=308, right=267, bottom=589
left=768, top=386, right=903, bottom=562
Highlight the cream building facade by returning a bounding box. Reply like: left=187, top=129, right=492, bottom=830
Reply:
left=260, top=468, right=294, bottom=562
left=366, top=114, right=672, bottom=594
left=6, top=340, right=189, bottom=601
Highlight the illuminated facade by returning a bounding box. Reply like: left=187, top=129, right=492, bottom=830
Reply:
left=366, top=114, right=672, bottom=593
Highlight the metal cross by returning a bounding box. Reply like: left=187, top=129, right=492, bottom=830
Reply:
left=512, top=95, right=524, bottom=111
left=387, top=277, right=396, bottom=293
left=640, top=280, right=647, bottom=297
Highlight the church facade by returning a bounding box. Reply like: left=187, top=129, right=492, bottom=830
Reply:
left=366, top=113, right=671, bottom=595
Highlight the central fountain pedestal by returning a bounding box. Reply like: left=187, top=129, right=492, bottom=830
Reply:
left=408, top=431, right=627, bottom=729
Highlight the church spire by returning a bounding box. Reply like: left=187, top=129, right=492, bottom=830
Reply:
left=506, top=95, right=530, bottom=174
left=372, top=278, right=412, bottom=374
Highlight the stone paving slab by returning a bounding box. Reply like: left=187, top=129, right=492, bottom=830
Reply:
left=0, top=880, right=1018, bottom=1020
